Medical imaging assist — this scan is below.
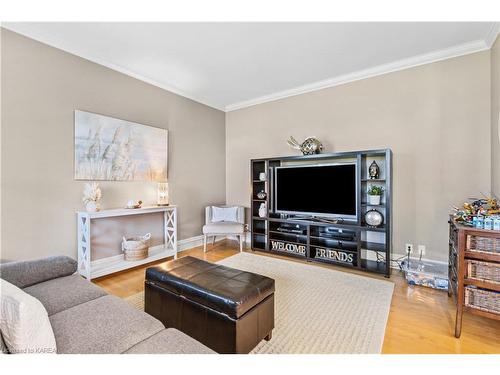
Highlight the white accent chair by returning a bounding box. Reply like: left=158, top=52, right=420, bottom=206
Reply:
left=203, top=206, right=245, bottom=253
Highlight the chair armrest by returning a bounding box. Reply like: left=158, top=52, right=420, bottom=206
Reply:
left=0, top=256, right=77, bottom=288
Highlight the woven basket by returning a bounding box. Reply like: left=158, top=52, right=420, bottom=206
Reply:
left=467, top=260, right=500, bottom=284
left=122, top=233, right=151, bottom=261
left=466, top=235, right=500, bottom=255
left=465, top=286, right=500, bottom=314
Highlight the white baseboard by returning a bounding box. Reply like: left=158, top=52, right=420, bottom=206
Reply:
left=366, top=251, right=448, bottom=271
left=177, top=234, right=227, bottom=252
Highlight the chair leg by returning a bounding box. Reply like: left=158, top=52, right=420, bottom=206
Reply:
left=212, top=236, right=216, bottom=245
left=203, top=235, right=207, bottom=253
left=239, top=235, right=243, bottom=252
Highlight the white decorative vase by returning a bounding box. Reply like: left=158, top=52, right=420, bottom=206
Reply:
left=85, top=201, right=99, bottom=212
left=258, top=203, right=267, bottom=218
left=368, top=195, right=381, bottom=205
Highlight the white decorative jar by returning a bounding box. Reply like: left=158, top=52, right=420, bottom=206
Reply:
left=85, top=201, right=100, bottom=212
left=368, top=195, right=381, bottom=205
left=258, top=202, right=267, bottom=218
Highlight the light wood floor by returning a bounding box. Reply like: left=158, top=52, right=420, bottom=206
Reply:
left=94, top=240, right=500, bottom=354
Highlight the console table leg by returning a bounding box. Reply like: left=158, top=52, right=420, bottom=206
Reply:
left=77, top=212, right=92, bottom=281
left=455, top=306, right=463, bottom=338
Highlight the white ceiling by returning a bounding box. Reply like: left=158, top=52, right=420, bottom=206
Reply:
left=3, top=22, right=499, bottom=111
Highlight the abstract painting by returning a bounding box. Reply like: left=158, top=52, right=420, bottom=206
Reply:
left=74, top=110, right=168, bottom=181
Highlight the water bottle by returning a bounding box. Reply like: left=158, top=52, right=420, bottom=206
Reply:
left=484, top=217, right=493, bottom=230
left=493, top=217, right=500, bottom=231
left=476, top=216, right=484, bottom=229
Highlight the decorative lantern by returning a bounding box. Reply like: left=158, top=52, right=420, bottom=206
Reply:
left=157, top=182, right=169, bottom=206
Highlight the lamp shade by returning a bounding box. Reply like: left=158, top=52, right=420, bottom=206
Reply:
left=157, top=182, right=169, bottom=206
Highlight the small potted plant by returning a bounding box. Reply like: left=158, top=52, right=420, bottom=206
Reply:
left=83, top=182, right=102, bottom=212
left=367, top=185, right=384, bottom=205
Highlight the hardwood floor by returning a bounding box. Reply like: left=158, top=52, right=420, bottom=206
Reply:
left=94, top=240, right=500, bottom=354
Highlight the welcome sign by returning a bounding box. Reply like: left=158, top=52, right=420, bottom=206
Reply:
left=270, top=240, right=306, bottom=257
left=313, top=247, right=357, bottom=265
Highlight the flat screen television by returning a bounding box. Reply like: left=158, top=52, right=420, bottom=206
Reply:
left=274, top=163, right=357, bottom=220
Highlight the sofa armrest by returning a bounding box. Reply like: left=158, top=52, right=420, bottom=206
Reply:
left=0, top=256, right=77, bottom=288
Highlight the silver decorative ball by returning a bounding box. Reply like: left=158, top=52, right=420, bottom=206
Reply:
left=365, top=209, right=384, bottom=227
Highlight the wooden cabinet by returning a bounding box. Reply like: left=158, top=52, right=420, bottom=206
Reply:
left=448, top=219, right=500, bottom=337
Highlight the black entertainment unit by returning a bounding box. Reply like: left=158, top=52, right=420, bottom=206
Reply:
left=250, top=148, right=392, bottom=277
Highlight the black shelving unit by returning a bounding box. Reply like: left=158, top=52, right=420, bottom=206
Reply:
left=250, top=148, right=392, bottom=277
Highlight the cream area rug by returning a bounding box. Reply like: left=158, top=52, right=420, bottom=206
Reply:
left=125, top=252, right=394, bottom=354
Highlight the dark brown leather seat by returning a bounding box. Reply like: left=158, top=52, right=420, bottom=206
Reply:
left=145, top=256, right=275, bottom=354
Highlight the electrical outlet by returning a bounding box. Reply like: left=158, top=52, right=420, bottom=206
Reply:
left=418, top=245, right=426, bottom=257
left=405, top=243, right=413, bottom=254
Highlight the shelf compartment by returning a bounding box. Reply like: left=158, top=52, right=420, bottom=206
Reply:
left=269, top=221, right=307, bottom=235
left=252, top=161, right=267, bottom=181
left=310, top=237, right=357, bottom=251
left=309, top=226, right=357, bottom=240
left=361, top=241, right=386, bottom=252
left=360, top=259, right=387, bottom=274
left=269, top=231, right=308, bottom=244
left=251, top=233, right=267, bottom=250
left=252, top=219, right=267, bottom=235
left=310, top=246, right=358, bottom=267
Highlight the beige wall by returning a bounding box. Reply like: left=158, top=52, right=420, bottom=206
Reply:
left=226, top=51, right=491, bottom=262
left=1, top=29, right=226, bottom=262
left=492, top=36, right=500, bottom=198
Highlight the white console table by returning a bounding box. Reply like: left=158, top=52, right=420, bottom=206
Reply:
left=76, top=205, right=177, bottom=280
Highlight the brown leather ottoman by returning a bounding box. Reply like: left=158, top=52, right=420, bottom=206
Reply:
left=144, top=256, right=275, bottom=354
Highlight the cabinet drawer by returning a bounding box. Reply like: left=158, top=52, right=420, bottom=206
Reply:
left=466, top=260, right=500, bottom=284
left=467, top=235, right=500, bottom=255
left=465, top=286, right=500, bottom=315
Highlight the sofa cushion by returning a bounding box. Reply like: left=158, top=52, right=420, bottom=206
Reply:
left=49, top=295, right=164, bottom=354
left=24, top=274, right=107, bottom=316
left=0, top=279, right=57, bottom=354
left=124, top=328, right=215, bottom=354
left=203, top=222, right=245, bottom=234
left=211, top=206, right=239, bottom=223
left=0, top=256, right=77, bottom=288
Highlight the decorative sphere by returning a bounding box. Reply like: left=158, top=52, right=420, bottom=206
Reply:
left=365, top=209, right=383, bottom=227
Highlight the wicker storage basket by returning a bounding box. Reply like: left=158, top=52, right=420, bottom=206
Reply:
left=466, top=260, right=500, bottom=284
left=122, top=233, right=151, bottom=261
left=466, top=235, right=500, bottom=255
left=464, top=286, right=500, bottom=314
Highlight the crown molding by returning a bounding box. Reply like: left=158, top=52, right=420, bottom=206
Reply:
left=485, top=22, right=500, bottom=48
left=1, top=26, right=226, bottom=112
left=225, top=39, right=489, bottom=112
left=3, top=24, right=496, bottom=114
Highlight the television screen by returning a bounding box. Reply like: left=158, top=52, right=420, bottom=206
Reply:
left=275, top=163, right=357, bottom=218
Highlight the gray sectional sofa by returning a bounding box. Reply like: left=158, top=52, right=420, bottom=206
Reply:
left=0, top=256, right=214, bottom=354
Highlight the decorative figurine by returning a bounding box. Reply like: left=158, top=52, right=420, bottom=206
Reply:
left=365, top=209, right=384, bottom=227
left=369, top=161, right=380, bottom=179
left=258, top=202, right=267, bottom=218
left=126, top=200, right=143, bottom=209
left=287, top=136, right=323, bottom=155
left=257, top=190, right=267, bottom=200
